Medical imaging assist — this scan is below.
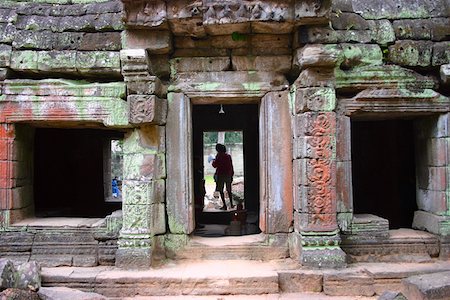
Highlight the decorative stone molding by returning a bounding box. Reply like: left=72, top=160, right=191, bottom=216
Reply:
left=122, top=0, right=168, bottom=29
left=129, top=95, right=167, bottom=125
left=0, top=79, right=128, bottom=126
left=121, top=0, right=331, bottom=33
left=169, top=71, right=289, bottom=102
left=338, top=88, right=450, bottom=116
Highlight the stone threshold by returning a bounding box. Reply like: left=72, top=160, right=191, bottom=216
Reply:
left=11, top=217, right=105, bottom=228
left=41, top=259, right=450, bottom=298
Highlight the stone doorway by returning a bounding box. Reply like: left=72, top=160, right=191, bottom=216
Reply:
left=351, top=119, right=418, bottom=229
left=192, top=104, right=260, bottom=236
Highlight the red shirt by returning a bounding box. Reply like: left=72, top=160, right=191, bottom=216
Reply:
left=212, top=152, right=234, bottom=176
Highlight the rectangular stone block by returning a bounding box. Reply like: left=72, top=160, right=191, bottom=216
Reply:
left=231, top=55, right=292, bottom=73
left=336, top=161, right=353, bottom=213
left=37, top=51, right=77, bottom=72
left=352, top=0, right=447, bottom=19
left=417, top=189, right=447, bottom=215
left=0, top=188, right=12, bottom=210
left=123, top=180, right=153, bottom=205
left=122, top=204, right=151, bottom=231
left=278, top=271, right=323, bottom=293
left=295, top=68, right=335, bottom=88
left=0, top=23, right=16, bottom=44
left=417, top=166, right=447, bottom=191
left=78, top=32, right=121, bottom=51
left=123, top=153, right=165, bottom=181
left=402, top=271, right=450, bottom=300
left=170, top=57, right=230, bottom=73
left=12, top=30, right=57, bottom=50
left=294, top=136, right=335, bottom=159
left=76, top=51, right=121, bottom=74
left=324, top=272, right=375, bottom=297
left=388, top=41, right=433, bottom=67
left=294, top=112, right=336, bottom=137
left=0, top=44, right=11, bottom=67
left=294, top=87, right=336, bottom=113
left=122, top=30, right=172, bottom=54
left=10, top=51, right=38, bottom=71
left=428, top=138, right=448, bottom=167
left=294, top=45, right=341, bottom=70
left=151, top=203, right=166, bottom=235
left=173, top=48, right=229, bottom=57
left=128, top=95, right=167, bottom=126
left=336, top=116, right=351, bottom=161
left=432, top=41, right=450, bottom=66
left=295, top=212, right=338, bottom=232
left=295, top=0, right=331, bottom=22
left=0, top=8, right=16, bottom=23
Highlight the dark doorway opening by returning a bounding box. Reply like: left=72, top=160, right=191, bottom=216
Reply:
left=192, top=104, right=260, bottom=236
left=351, top=120, right=417, bottom=229
left=34, top=128, right=123, bottom=217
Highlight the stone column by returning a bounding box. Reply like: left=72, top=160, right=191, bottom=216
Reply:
left=0, top=123, right=15, bottom=229
left=116, top=48, right=167, bottom=269
left=166, top=92, right=194, bottom=234
left=260, top=91, right=293, bottom=233
left=291, top=44, right=346, bottom=268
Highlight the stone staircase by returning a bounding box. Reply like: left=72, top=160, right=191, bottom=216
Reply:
left=40, top=260, right=450, bottom=298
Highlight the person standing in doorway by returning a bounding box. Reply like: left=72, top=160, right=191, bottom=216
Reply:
left=212, top=143, right=234, bottom=210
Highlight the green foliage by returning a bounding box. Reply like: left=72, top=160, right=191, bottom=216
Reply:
left=203, top=131, right=243, bottom=145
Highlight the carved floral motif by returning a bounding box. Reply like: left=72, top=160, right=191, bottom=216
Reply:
left=304, top=113, right=336, bottom=228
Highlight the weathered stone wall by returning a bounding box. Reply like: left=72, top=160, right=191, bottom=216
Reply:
left=0, top=0, right=448, bottom=269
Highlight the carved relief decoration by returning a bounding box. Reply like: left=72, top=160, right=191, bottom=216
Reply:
left=203, top=1, right=293, bottom=24
left=129, top=96, right=155, bottom=124
left=305, top=113, right=336, bottom=228
left=123, top=0, right=167, bottom=28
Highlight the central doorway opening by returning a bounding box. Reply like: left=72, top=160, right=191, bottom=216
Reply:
left=351, top=119, right=417, bottom=229
left=192, top=104, right=261, bottom=237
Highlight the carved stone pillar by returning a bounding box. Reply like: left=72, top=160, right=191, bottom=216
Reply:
left=291, top=44, right=346, bottom=268
left=116, top=48, right=167, bottom=268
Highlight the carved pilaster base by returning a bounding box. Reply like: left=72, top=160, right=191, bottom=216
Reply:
left=295, top=231, right=347, bottom=268
left=116, top=231, right=152, bottom=269
left=115, top=247, right=152, bottom=269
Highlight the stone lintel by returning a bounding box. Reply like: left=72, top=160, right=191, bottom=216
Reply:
left=335, top=65, right=436, bottom=91
left=338, top=88, right=450, bottom=117
left=0, top=95, right=129, bottom=127
left=2, top=79, right=126, bottom=98
left=169, top=71, right=289, bottom=100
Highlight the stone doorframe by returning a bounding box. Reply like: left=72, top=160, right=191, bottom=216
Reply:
left=335, top=88, right=450, bottom=236
left=165, top=71, right=293, bottom=236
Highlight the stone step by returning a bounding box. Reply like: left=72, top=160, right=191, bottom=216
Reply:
left=40, top=261, right=450, bottom=298
left=173, top=234, right=289, bottom=261
left=41, top=260, right=280, bottom=298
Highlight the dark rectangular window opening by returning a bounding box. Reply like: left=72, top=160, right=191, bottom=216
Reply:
left=351, top=119, right=418, bottom=229
left=34, top=128, right=123, bottom=218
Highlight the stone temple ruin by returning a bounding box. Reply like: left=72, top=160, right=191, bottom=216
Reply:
left=0, top=0, right=449, bottom=297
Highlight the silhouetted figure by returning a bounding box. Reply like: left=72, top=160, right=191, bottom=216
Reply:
left=212, top=143, right=234, bottom=210
left=194, top=155, right=206, bottom=228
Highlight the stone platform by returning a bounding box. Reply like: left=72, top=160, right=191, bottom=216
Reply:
left=41, top=260, right=450, bottom=298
